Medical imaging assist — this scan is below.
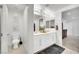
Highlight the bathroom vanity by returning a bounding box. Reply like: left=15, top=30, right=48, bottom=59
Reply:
left=33, top=4, right=56, bottom=53
left=33, top=29, right=56, bottom=53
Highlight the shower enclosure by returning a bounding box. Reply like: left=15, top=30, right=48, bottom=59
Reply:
left=1, top=4, right=33, bottom=54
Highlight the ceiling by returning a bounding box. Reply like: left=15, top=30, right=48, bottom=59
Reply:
left=62, top=7, right=79, bottom=22
left=41, top=4, right=72, bottom=12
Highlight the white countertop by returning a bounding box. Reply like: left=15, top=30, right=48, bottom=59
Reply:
left=33, top=28, right=56, bottom=35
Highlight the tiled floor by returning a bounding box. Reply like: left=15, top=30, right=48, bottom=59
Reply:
left=62, top=36, right=79, bottom=54
left=9, top=45, right=78, bottom=54
left=9, top=45, right=26, bottom=54
left=8, top=36, right=79, bottom=54
left=62, top=46, right=79, bottom=54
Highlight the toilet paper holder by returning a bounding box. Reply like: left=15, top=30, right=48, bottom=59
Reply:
left=19, top=37, right=23, bottom=45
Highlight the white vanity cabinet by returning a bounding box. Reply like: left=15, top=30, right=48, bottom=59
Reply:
left=33, top=35, right=40, bottom=53
left=33, top=31, right=56, bottom=53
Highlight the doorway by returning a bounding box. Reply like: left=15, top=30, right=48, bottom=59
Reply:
left=62, top=7, right=79, bottom=53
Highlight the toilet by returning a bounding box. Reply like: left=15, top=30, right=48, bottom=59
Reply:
left=11, top=32, right=20, bottom=49
left=12, top=39, right=20, bottom=49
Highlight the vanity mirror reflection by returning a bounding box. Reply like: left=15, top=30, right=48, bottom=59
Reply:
left=33, top=14, right=56, bottom=33
left=39, top=18, right=45, bottom=33
left=46, top=20, right=55, bottom=28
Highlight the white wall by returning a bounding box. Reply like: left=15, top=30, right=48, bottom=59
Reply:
left=63, top=19, right=79, bottom=37
left=27, top=4, right=34, bottom=53
left=24, top=5, right=33, bottom=53
left=62, top=6, right=79, bottom=37
left=1, top=5, right=9, bottom=53
left=55, top=11, right=62, bottom=46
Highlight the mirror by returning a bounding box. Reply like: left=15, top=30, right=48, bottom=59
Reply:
left=39, top=18, right=45, bottom=33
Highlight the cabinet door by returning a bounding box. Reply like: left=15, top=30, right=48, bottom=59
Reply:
left=50, top=32, right=56, bottom=44
left=33, top=35, right=40, bottom=53
left=40, top=33, right=56, bottom=50
left=40, top=34, right=50, bottom=50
